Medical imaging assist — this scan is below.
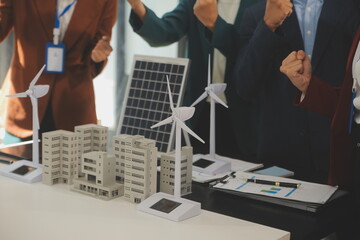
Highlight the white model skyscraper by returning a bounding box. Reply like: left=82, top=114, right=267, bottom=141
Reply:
left=75, top=124, right=108, bottom=176
left=160, top=146, right=193, bottom=196
left=114, top=135, right=157, bottom=203
left=42, top=130, right=78, bottom=185
left=113, top=135, right=126, bottom=183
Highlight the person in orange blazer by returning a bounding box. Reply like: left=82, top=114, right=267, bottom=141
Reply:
left=0, top=0, right=117, bottom=143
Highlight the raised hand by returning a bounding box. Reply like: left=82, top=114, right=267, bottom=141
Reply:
left=91, top=36, right=113, bottom=63
left=280, top=50, right=312, bottom=94
left=264, top=0, right=293, bottom=32
left=194, top=0, right=218, bottom=32
left=127, top=0, right=146, bottom=21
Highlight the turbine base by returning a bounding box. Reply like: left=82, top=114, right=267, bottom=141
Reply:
left=137, top=192, right=201, bottom=222
left=0, top=160, right=42, bottom=183
left=192, top=154, right=231, bottom=175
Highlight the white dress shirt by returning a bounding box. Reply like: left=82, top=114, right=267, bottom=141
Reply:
left=352, top=41, right=360, bottom=124
left=57, top=0, right=77, bottom=41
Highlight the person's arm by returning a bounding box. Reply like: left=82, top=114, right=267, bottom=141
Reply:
left=234, top=0, right=292, bottom=101
left=195, top=0, right=262, bottom=61
left=128, top=0, right=191, bottom=47
left=296, top=76, right=341, bottom=118
left=193, top=0, right=234, bottom=58
left=280, top=50, right=341, bottom=118
left=90, top=0, right=117, bottom=78
left=0, top=0, right=14, bottom=42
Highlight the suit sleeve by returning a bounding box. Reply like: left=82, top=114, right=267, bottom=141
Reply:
left=129, top=0, right=191, bottom=47
left=234, top=7, right=286, bottom=101
left=208, top=16, right=238, bottom=61
left=0, top=0, right=14, bottom=42
left=90, top=0, right=117, bottom=78
left=209, top=0, right=262, bottom=62
left=295, top=76, right=341, bottom=118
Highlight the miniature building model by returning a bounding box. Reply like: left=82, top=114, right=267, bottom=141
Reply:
left=75, top=124, right=108, bottom=176
left=72, top=151, right=124, bottom=200
left=114, top=135, right=158, bottom=203
left=113, top=135, right=126, bottom=183
left=160, top=146, right=193, bottom=196
left=42, top=130, right=78, bottom=185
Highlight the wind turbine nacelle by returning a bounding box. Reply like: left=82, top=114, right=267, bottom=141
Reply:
left=354, top=97, right=360, bottom=110
left=206, top=83, right=227, bottom=94
left=174, top=107, right=195, bottom=122
left=29, top=85, right=50, bottom=98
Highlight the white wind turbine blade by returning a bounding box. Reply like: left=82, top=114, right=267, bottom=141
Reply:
left=174, top=116, right=204, bottom=144
left=29, top=64, right=46, bottom=87
left=150, top=116, right=173, bottom=129
left=6, top=92, right=28, bottom=98
left=208, top=90, right=228, bottom=108
left=32, top=85, right=50, bottom=98
left=207, top=54, right=211, bottom=86
left=166, top=75, right=175, bottom=111
left=30, top=96, right=40, bottom=130
left=190, top=92, right=208, bottom=107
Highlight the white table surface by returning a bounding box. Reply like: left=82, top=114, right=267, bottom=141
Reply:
left=0, top=163, right=290, bottom=240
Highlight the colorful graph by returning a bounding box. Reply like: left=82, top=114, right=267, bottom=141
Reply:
left=261, top=187, right=281, bottom=194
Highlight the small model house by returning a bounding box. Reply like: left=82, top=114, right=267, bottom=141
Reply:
left=72, top=151, right=124, bottom=200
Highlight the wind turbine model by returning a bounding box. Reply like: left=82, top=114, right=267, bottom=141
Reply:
left=191, top=55, right=231, bottom=175
left=137, top=76, right=204, bottom=221
left=0, top=65, right=48, bottom=183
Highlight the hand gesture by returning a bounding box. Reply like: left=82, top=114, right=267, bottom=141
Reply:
left=194, top=0, right=218, bottom=32
left=127, top=0, right=142, bottom=8
left=91, top=36, right=113, bottom=63
left=280, top=50, right=312, bottom=94
left=127, top=0, right=146, bottom=21
left=264, top=0, right=293, bottom=32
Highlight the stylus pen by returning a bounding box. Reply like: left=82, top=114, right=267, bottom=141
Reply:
left=242, top=178, right=300, bottom=188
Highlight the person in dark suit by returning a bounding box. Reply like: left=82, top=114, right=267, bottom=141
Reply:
left=127, top=0, right=261, bottom=161
left=0, top=0, right=117, bottom=144
left=281, top=25, right=360, bottom=238
left=234, top=0, right=359, bottom=184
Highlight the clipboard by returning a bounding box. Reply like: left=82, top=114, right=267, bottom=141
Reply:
left=209, top=184, right=346, bottom=212
left=209, top=171, right=341, bottom=213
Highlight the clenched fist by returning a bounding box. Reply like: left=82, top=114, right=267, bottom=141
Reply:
left=280, top=50, right=312, bottom=94
left=194, top=0, right=218, bottom=32
left=264, top=0, right=293, bottom=32
left=91, top=36, right=113, bottom=63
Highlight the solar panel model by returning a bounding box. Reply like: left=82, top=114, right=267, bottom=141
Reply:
left=117, top=55, right=190, bottom=153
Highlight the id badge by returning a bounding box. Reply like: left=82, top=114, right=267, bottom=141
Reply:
left=45, top=42, right=66, bottom=73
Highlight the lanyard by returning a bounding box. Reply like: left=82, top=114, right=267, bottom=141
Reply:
left=53, top=0, right=77, bottom=45
left=350, top=41, right=360, bottom=133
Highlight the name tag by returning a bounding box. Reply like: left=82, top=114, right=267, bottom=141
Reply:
left=45, top=43, right=66, bottom=73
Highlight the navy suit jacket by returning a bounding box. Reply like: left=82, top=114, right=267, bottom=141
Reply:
left=234, top=0, right=359, bottom=183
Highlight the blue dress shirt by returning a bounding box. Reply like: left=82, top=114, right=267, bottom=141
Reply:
left=294, top=0, right=324, bottom=58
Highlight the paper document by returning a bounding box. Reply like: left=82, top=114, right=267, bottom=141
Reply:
left=212, top=171, right=337, bottom=204
left=192, top=154, right=263, bottom=183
